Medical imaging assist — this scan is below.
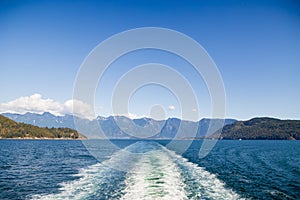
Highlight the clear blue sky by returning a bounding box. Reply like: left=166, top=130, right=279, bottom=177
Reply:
left=0, top=0, right=299, bottom=120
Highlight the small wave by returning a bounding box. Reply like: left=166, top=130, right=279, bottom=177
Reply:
left=267, top=189, right=294, bottom=199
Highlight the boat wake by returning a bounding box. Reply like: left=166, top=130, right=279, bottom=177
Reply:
left=31, top=141, right=241, bottom=200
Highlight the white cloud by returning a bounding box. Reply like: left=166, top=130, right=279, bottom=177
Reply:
left=0, top=94, right=95, bottom=120
left=127, top=112, right=138, bottom=119
left=112, top=112, right=146, bottom=119
left=0, top=94, right=63, bottom=116
left=168, top=105, right=175, bottom=111
left=63, top=99, right=94, bottom=120
left=192, top=108, right=197, bottom=112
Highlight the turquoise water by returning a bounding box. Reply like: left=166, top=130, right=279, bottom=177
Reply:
left=0, top=140, right=299, bottom=199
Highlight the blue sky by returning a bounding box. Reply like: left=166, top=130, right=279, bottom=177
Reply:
left=0, top=0, right=299, bottom=120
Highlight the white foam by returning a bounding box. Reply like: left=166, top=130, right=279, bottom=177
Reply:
left=30, top=163, right=107, bottom=200
left=121, top=143, right=241, bottom=199
left=161, top=145, right=241, bottom=199
left=30, top=144, right=138, bottom=200
left=121, top=149, right=188, bottom=200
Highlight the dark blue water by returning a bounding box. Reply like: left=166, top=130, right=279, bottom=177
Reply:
left=0, top=140, right=299, bottom=199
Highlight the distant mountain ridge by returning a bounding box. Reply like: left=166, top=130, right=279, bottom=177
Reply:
left=3, top=112, right=76, bottom=128
left=2, top=112, right=236, bottom=139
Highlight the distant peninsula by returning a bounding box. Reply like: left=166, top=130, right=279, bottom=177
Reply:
left=0, top=115, right=86, bottom=139
left=215, top=117, right=300, bottom=140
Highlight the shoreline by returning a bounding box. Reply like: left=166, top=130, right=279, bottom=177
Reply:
left=0, top=138, right=297, bottom=141
left=0, top=137, right=87, bottom=140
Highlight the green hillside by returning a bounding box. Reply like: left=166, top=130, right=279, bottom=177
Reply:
left=217, top=117, right=300, bottom=140
left=0, top=115, right=86, bottom=139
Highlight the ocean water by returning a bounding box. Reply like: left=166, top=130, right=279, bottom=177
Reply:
left=0, top=140, right=299, bottom=199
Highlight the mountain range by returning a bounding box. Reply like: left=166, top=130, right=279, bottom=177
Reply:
left=3, top=112, right=299, bottom=140
left=2, top=112, right=236, bottom=139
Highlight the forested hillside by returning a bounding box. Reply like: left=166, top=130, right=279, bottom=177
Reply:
left=0, top=115, right=86, bottom=139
